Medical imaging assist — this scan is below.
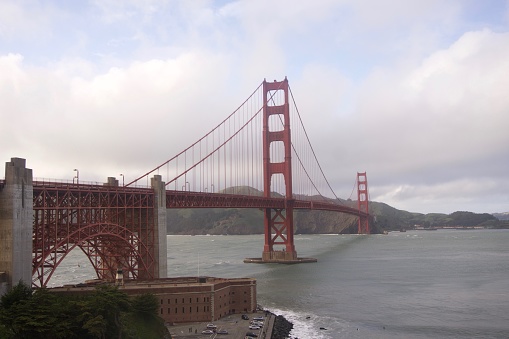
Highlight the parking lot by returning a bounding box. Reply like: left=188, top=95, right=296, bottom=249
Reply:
left=168, top=311, right=274, bottom=339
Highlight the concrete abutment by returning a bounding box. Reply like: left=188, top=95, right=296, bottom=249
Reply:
left=0, top=158, right=33, bottom=295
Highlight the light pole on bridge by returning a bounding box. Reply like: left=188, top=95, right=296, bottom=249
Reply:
left=73, top=168, right=79, bottom=185
left=119, top=173, right=124, bottom=186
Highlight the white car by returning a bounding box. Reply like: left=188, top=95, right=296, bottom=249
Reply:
left=202, top=329, right=214, bottom=334
left=248, top=325, right=261, bottom=330
left=206, top=324, right=217, bottom=329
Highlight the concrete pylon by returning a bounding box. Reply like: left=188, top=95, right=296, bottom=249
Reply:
left=0, top=158, right=34, bottom=293
left=151, top=175, right=167, bottom=278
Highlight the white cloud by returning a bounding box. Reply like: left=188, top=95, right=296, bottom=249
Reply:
left=0, top=50, right=235, bottom=182
left=374, top=177, right=509, bottom=214
left=1, top=1, right=509, bottom=214
left=304, top=29, right=509, bottom=213
left=353, top=29, right=509, bottom=170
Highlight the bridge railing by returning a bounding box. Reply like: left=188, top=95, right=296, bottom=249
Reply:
left=34, top=177, right=95, bottom=185
left=32, top=178, right=153, bottom=192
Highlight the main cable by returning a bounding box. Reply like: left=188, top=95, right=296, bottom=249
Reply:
left=289, top=86, right=344, bottom=204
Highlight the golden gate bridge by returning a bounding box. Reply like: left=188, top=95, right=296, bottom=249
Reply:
left=0, top=78, right=371, bottom=289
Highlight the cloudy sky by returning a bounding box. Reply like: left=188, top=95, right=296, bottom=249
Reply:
left=1, top=0, right=508, bottom=214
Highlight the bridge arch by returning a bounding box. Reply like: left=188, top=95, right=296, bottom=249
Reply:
left=33, top=222, right=153, bottom=288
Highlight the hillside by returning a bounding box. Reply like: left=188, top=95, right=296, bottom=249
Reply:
left=166, top=207, right=361, bottom=235
left=166, top=194, right=506, bottom=234
left=493, top=212, right=509, bottom=221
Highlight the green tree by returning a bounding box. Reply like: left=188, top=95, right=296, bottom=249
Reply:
left=130, top=293, right=159, bottom=320
left=0, top=282, right=169, bottom=339
left=1, top=287, right=81, bottom=339
left=83, top=285, right=131, bottom=339
left=0, top=280, right=33, bottom=338
left=0, top=280, right=32, bottom=309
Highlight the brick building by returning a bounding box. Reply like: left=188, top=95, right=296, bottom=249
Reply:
left=51, top=276, right=257, bottom=324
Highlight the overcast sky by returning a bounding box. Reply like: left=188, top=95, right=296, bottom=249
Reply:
left=1, top=0, right=508, bottom=214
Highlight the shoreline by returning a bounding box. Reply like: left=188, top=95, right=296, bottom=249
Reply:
left=167, top=307, right=294, bottom=339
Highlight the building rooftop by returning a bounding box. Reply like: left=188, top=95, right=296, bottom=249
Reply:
left=50, top=276, right=256, bottom=292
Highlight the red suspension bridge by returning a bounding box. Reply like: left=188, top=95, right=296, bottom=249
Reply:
left=0, top=78, right=371, bottom=288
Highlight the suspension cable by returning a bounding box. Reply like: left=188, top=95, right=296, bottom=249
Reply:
left=125, top=81, right=264, bottom=187
left=288, top=85, right=344, bottom=204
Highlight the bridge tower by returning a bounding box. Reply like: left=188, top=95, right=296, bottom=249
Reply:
left=357, top=172, right=370, bottom=234
left=0, top=158, right=33, bottom=295
left=261, top=78, right=297, bottom=261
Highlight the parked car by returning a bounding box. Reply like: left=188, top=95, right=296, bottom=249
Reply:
left=246, top=332, right=258, bottom=337
left=202, top=329, right=214, bottom=334
left=217, top=329, right=228, bottom=334
left=249, top=325, right=260, bottom=330
left=242, top=314, right=249, bottom=320
left=206, top=324, right=217, bottom=329
left=253, top=316, right=264, bottom=321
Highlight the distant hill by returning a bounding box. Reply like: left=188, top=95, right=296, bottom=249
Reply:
left=165, top=188, right=506, bottom=234
left=166, top=207, right=362, bottom=235
left=493, top=212, right=509, bottom=221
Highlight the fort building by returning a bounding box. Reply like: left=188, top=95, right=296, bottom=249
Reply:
left=50, top=276, right=257, bottom=324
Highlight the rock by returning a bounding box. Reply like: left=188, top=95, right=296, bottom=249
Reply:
left=271, top=314, right=293, bottom=339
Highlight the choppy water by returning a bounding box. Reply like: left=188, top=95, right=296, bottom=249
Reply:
left=51, top=230, right=509, bottom=338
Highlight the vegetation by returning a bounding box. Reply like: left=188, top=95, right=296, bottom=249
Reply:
left=0, top=282, right=170, bottom=339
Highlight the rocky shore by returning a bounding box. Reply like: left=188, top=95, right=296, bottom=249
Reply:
left=270, top=314, right=294, bottom=339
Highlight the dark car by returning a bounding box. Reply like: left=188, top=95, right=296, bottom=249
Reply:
left=246, top=332, right=258, bottom=337
left=242, top=314, right=249, bottom=320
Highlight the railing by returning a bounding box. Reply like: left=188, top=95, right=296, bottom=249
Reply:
left=32, top=179, right=153, bottom=193
left=32, top=177, right=151, bottom=188
left=34, top=177, right=103, bottom=186
left=1, top=177, right=153, bottom=192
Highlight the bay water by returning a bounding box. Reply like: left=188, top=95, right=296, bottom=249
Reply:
left=51, top=230, right=509, bottom=338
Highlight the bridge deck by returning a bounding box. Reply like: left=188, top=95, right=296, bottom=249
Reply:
left=166, top=190, right=369, bottom=217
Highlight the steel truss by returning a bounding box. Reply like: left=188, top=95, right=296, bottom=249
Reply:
left=166, top=190, right=370, bottom=216
left=32, top=181, right=156, bottom=287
